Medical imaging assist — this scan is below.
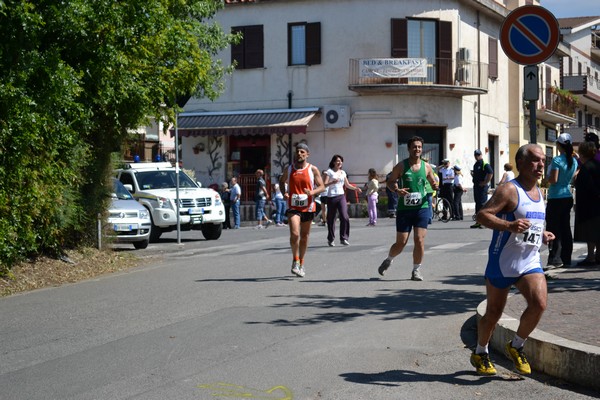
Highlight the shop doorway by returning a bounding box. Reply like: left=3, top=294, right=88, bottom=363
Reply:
left=228, top=135, right=271, bottom=202
left=397, top=126, right=445, bottom=165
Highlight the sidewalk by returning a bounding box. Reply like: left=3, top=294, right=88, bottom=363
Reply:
left=476, top=261, right=600, bottom=391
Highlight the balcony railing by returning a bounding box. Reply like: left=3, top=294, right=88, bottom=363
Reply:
left=562, top=73, right=600, bottom=108
left=348, top=58, right=488, bottom=95
left=544, top=89, right=577, bottom=117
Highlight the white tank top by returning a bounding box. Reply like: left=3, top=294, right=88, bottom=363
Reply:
left=485, top=180, right=546, bottom=279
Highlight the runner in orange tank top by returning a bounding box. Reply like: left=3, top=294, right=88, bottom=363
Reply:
left=279, top=143, right=325, bottom=278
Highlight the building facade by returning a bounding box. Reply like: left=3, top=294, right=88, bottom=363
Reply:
left=559, top=16, right=600, bottom=144
left=178, top=0, right=541, bottom=198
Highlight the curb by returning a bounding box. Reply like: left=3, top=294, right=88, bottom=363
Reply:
left=476, top=298, right=600, bottom=391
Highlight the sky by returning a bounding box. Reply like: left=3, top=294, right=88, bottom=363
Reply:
left=541, top=0, right=600, bottom=18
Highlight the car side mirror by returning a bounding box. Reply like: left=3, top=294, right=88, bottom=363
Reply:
left=124, top=184, right=134, bottom=192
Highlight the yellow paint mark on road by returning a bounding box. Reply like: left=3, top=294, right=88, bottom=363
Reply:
left=197, top=382, right=293, bottom=399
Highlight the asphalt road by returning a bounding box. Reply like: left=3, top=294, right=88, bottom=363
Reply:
left=1, top=217, right=598, bottom=399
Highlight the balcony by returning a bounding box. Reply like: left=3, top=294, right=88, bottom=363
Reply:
left=536, top=87, right=577, bottom=125
left=591, top=29, right=600, bottom=63
left=348, top=58, right=488, bottom=97
left=562, top=74, right=600, bottom=109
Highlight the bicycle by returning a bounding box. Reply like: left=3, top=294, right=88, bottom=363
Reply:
left=432, top=190, right=452, bottom=223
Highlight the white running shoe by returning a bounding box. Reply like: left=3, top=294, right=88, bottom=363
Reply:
left=411, top=269, right=424, bottom=281
left=291, top=261, right=304, bottom=277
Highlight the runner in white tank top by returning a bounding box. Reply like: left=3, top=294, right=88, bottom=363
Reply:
left=470, top=144, right=555, bottom=377
left=485, top=180, right=546, bottom=287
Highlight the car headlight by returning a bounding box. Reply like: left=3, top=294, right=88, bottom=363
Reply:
left=139, top=209, right=150, bottom=219
left=156, top=196, right=173, bottom=210
left=214, top=193, right=222, bottom=206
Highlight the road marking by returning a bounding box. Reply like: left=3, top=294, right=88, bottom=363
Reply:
left=429, top=242, right=476, bottom=250
left=197, top=382, right=293, bottom=399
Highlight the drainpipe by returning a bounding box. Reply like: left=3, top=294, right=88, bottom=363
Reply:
left=287, top=90, right=293, bottom=164
left=477, top=10, right=481, bottom=151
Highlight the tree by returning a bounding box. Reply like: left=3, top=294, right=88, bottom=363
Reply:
left=0, top=0, right=238, bottom=269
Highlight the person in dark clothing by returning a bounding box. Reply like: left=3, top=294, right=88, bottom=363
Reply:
left=438, top=159, right=455, bottom=220
left=385, top=172, right=398, bottom=218
left=573, top=141, right=600, bottom=266
left=220, top=182, right=231, bottom=229
left=471, top=149, right=493, bottom=228
left=452, top=165, right=467, bottom=220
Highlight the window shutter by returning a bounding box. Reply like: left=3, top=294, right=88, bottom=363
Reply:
left=231, top=27, right=245, bottom=67
left=545, top=65, right=551, bottom=107
left=437, top=20, right=452, bottom=85
left=305, top=22, right=321, bottom=65
left=488, top=37, right=498, bottom=80
left=244, top=25, right=264, bottom=69
left=391, top=19, right=408, bottom=58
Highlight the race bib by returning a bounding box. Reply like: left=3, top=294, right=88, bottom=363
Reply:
left=291, top=193, right=308, bottom=207
left=520, top=222, right=544, bottom=246
left=403, top=192, right=422, bottom=206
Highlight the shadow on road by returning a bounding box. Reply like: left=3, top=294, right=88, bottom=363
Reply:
left=245, top=287, right=483, bottom=327
left=340, top=369, right=509, bottom=387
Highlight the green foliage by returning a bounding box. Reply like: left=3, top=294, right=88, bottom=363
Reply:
left=0, top=0, right=236, bottom=268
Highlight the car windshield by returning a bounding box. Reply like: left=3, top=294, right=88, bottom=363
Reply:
left=135, top=170, right=198, bottom=190
left=112, top=179, right=134, bottom=200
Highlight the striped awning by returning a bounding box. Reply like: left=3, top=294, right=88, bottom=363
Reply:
left=173, top=107, right=320, bottom=137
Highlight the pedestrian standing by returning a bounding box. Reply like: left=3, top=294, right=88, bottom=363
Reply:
left=324, top=154, right=362, bottom=246
left=220, top=182, right=231, bottom=229
left=545, top=133, right=577, bottom=268
left=470, top=144, right=555, bottom=376
left=452, top=165, right=467, bottom=220
left=273, top=181, right=287, bottom=226
left=318, top=169, right=328, bottom=225
left=230, top=177, right=241, bottom=229
left=254, top=169, right=273, bottom=229
left=279, top=143, right=325, bottom=277
left=377, top=136, right=439, bottom=281
left=471, top=149, right=493, bottom=228
left=365, top=168, right=379, bottom=226
left=438, top=159, right=454, bottom=220
left=573, top=141, right=600, bottom=266
left=498, top=163, right=515, bottom=185
left=385, top=171, right=399, bottom=218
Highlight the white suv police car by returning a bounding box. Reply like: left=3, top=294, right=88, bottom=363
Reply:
left=115, top=162, right=225, bottom=241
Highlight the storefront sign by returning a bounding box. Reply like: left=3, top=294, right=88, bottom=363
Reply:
left=359, top=58, right=427, bottom=78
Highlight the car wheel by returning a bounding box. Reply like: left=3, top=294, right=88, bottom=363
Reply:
left=201, top=223, right=222, bottom=240
left=133, top=239, right=149, bottom=249
left=148, top=212, right=162, bottom=242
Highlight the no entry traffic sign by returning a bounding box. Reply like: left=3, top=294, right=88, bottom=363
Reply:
left=500, top=5, right=560, bottom=65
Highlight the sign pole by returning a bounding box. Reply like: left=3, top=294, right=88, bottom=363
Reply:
left=529, top=100, right=537, bottom=144
left=523, top=64, right=539, bottom=144
left=500, top=6, right=560, bottom=145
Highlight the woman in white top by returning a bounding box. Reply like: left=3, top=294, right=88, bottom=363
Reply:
left=499, top=163, right=515, bottom=185
left=324, top=154, right=362, bottom=246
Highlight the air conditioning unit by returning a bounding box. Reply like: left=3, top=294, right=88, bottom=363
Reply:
left=458, top=47, right=470, bottom=62
left=323, top=105, right=350, bottom=129
left=457, top=67, right=470, bottom=83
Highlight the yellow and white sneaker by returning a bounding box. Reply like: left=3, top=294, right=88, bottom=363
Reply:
left=505, top=341, right=531, bottom=375
left=470, top=352, right=497, bottom=376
